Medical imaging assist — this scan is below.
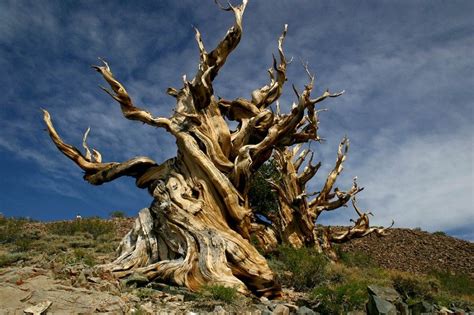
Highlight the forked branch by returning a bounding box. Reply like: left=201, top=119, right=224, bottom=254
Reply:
left=43, top=110, right=158, bottom=186
left=330, top=197, right=394, bottom=243
left=92, top=59, right=172, bottom=130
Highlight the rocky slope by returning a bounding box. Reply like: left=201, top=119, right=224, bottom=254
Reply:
left=1, top=218, right=472, bottom=314
left=338, top=228, right=474, bottom=279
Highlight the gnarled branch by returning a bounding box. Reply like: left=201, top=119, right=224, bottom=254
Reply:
left=330, top=197, right=394, bottom=243
left=43, top=109, right=158, bottom=186
left=92, top=59, right=172, bottom=130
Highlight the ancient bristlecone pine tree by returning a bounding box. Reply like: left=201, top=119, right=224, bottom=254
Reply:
left=43, top=1, right=391, bottom=297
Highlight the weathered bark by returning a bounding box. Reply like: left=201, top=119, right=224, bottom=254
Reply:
left=43, top=0, right=391, bottom=296
left=258, top=141, right=392, bottom=260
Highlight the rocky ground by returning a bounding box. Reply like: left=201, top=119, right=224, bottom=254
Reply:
left=339, top=228, right=474, bottom=279
left=0, top=217, right=472, bottom=314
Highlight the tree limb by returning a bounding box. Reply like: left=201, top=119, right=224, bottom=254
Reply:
left=315, top=137, right=349, bottom=203
left=330, top=197, right=394, bottom=243
left=92, top=59, right=172, bottom=130
left=43, top=109, right=158, bottom=185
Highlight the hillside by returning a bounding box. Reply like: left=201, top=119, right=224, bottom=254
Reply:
left=339, top=227, right=474, bottom=279
left=0, top=217, right=472, bottom=314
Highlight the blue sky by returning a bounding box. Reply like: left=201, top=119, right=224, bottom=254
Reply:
left=1, top=1, right=472, bottom=240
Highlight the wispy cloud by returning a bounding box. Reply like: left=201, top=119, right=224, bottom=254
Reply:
left=1, top=0, right=472, bottom=239
left=318, top=125, right=473, bottom=232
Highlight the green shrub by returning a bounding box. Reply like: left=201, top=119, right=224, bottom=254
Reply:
left=47, top=218, right=114, bottom=240
left=200, top=285, right=238, bottom=304
left=0, top=217, right=26, bottom=244
left=135, top=288, right=157, bottom=300
left=431, top=271, right=474, bottom=296
left=0, top=217, right=40, bottom=252
left=55, top=248, right=96, bottom=266
left=72, top=248, right=96, bottom=266
left=432, top=231, right=447, bottom=236
left=391, top=272, right=439, bottom=302
left=268, top=245, right=328, bottom=290
left=248, top=159, right=281, bottom=216
left=311, top=280, right=368, bottom=314
left=14, top=237, right=35, bottom=252
left=0, top=253, right=28, bottom=267
left=338, top=249, right=373, bottom=268
left=109, top=210, right=126, bottom=218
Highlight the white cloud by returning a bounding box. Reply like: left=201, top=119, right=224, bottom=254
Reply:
left=319, top=125, right=474, bottom=233
left=1, top=0, right=473, bottom=238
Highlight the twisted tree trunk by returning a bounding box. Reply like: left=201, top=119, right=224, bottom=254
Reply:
left=42, top=0, right=391, bottom=297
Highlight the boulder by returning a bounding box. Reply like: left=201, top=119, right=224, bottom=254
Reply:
left=367, top=294, right=397, bottom=315
left=395, top=301, right=409, bottom=315
left=24, top=300, right=52, bottom=315
left=273, top=304, right=290, bottom=315
left=123, top=272, right=149, bottom=288
left=213, top=305, right=226, bottom=315
left=367, top=285, right=401, bottom=304
left=451, top=307, right=466, bottom=315
left=366, top=285, right=401, bottom=315
left=296, top=306, right=319, bottom=315
left=409, top=301, right=434, bottom=315
left=140, top=301, right=154, bottom=314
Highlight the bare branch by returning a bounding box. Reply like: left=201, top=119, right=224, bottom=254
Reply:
left=329, top=197, right=394, bottom=243
left=309, top=176, right=363, bottom=220
left=205, top=0, right=248, bottom=82
left=92, top=59, right=171, bottom=130
left=82, top=127, right=93, bottom=162
left=298, top=154, right=321, bottom=187
left=310, top=89, right=345, bottom=105
left=315, top=137, right=349, bottom=203
left=43, top=109, right=158, bottom=186
left=250, top=24, right=289, bottom=109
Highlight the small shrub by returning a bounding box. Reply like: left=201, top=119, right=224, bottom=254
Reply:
left=109, top=210, right=126, bottom=218
left=48, top=218, right=114, bottom=240
left=56, top=249, right=96, bottom=266
left=338, top=249, right=373, bottom=268
left=135, top=288, right=157, bottom=300
left=311, top=280, right=368, bottom=314
left=431, top=271, right=474, bottom=296
left=432, top=231, right=446, bottom=236
left=0, top=253, right=28, bottom=267
left=391, top=272, right=439, bottom=301
left=72, top=248, right=96, bottom=266
left=14, top=237, right=35, bottom=252
left=0, top=217, right=26, bottom=244
left=268, top=245, right=328, bottom=290
left=200, top=284, right=238, bottom=304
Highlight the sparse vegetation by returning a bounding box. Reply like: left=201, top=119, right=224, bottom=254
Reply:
left=0, top=216, right=472, bottom=313
left=391, top=271, right=439, bottom=302
left=109, top=210, right=126, bottom=218
left=0, top=253, right=28, bottom=267
left=47, top=218, right=114, bottom=240
left=311, top=279, right=369, bottom=314
left=433, top=231, right=447, bottom=236
left=199, top=285, right=238, bottom=304
left=430, top=270, right=474, bottom=297
left=337, top=248, right=374, bottom=268
left=0, top=217, right=41, bottom=254
left=268, top=245, right=328, bottom=290
left=135, top=288, right=158, bottom=300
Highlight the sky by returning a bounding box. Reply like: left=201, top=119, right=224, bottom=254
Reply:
left=0, top=1, right=472, bottom=240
